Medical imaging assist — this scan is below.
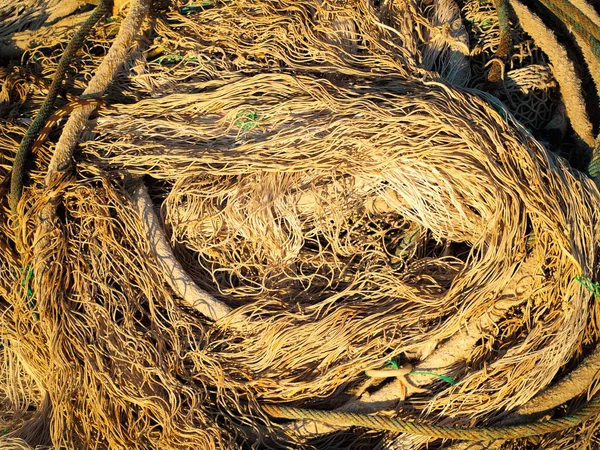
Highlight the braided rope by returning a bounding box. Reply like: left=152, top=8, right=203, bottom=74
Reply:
left=534, top=0, right=600, bottom=177
left=44, top=0, right=149, bottom=187
left=537, top=0, right=600, bottom=59
left=263, top=392, right=600, bottom=440
left=9, top=1, right=107, bottom=212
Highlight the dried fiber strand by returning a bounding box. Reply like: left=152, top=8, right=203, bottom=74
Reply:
left=0, top=1, right=599, bottom=449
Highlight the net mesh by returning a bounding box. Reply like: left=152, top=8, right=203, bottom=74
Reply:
left=0, top=0, right=598, bottom=449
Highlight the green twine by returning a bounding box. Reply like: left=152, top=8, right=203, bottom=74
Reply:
left=589, top=141, right=600, bottom=180
left=164, top=1, right=217, bottom=24
left=155, top=54, right=181, bottom=64
left=386, top=359, right=400, bottom=370
left=1, top=427, right=8, bottom=435
left=480, top=19, right=494, bottom=30
left=180, top=1, right=216, bottom=15
left=154, top=54, right=199, bottom=65
left=410, top=371, right=457, bottom=386
left=235, top=111, right=266, bottom=130
left=367, top=358, right=457, bottom=386
left=575, top=275, right=600, bottom=297
left=20, top=266, right=38, bottom=321
left=20, top=266, right=34, bottom=298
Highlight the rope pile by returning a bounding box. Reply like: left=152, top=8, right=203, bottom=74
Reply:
left=0, top=0, right=599, bottom=449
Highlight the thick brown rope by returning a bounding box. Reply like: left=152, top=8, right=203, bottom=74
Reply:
left=262, top=391, right=600, bottom=440
left=30, top=98, right=104, bottom=155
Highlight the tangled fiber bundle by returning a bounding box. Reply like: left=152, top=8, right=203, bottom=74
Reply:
left=0, top=0, right=599, bottom=449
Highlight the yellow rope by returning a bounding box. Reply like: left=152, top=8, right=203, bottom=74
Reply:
left=262, top=391, right=600, bottom=440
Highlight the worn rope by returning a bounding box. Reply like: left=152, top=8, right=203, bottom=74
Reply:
left=499, top=344, right=600, bottom=426
left=536, top=0, right=600, bottom=75
left=537, top=0, right=600, bottom=176
left=30, top=98, right=104, bottom=155
left=539, top=0, right=600, bottom=52
left=9, top=1, right=108, bottom=213
left=593, top=139, right=600, bottom=181
left=44, top=0, right=150, bottom=189
left=510, top=0, right=595, bottom=148
left=129, top=178, right=235, bottom=322
left=263, top=392, right=600, bottom=440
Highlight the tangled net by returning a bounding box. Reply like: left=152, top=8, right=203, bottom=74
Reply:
left=0, top=0, right=599, bottom=449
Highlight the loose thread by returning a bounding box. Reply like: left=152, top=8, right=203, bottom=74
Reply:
left=235, top=111, right=266, bottom=130
left=575, top=275, right=600, bottom=297
left=366, top=359, right=457, bottom=386
left=180, top=1, right=216, bottom=15
left=410, top=371, right=457, bottom=386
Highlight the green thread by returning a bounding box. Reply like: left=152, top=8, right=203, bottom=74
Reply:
left=1, top=427, right=8, bottom=435
left=386, top=359, right=399, bottom=370
left=366, top=358, right=456, bottom=386
left=589, top=141, right=600, bottom=180
left=154, top=54, right=200, bottom=65
left=20, top=266, right=38, bottom=321
left=480, top=19, right=494, bottom=30
left=20, top=266, right=34, bottom=298
left=235, top=111, right=265, bottom=130
left=575, top=275, right=600, bottom=297
left=410, top=371, right=457, bottom=386
left=155, top=54, right=181, bottom=64
left=180, top=1, right=216, bottom=15
left=364, top=358, right=401, bottom=376
left=386, top=355, right=406, bottom=369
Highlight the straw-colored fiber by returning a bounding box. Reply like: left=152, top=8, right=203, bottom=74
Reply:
left=0, top=0, right=599, bottom=449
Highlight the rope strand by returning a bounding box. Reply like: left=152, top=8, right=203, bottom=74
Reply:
left=263, top=392, right=600, bottom=440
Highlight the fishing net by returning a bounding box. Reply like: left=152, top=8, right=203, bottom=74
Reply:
left=463, top=0, right=559, bottom=133
left=0, top=0, right=599, bottom=449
